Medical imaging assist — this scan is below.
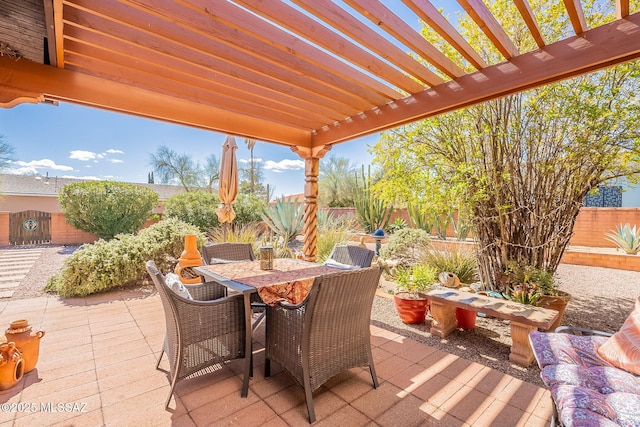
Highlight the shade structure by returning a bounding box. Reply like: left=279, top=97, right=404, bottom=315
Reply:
left=216, top=136, right=239, bottom=225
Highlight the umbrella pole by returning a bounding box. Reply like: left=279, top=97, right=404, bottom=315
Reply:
left=223, top=222, right=229, bottom=242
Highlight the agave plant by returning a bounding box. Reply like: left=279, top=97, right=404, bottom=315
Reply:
left=606, top=223, right=640, bottom=254
left=261, top=197, right=304, bottom=243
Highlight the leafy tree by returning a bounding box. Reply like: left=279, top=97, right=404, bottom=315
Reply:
left=164, top=191, right=220, bottom=232
left=149, top=145, right=219, bottom=192
left=59, top=181, right=158, bottom=240
left=239, top=138, right=273, bottom=201
left=372, top=0, right=640, bottom=291
left=318, top=155, right=357, bottom=207
left=0, top=136, right=15, bottom=171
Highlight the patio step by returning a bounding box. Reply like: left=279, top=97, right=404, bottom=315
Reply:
left=0, top=249, right=43, bottom=298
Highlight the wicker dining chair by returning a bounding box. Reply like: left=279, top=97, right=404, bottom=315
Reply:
left=146, top=261, right=247, bottom=409
left=264, top=266, right=383, bottom=423
left=324, top=245, right=375, bottom=269
left=201, top=242, right=255, bottom=265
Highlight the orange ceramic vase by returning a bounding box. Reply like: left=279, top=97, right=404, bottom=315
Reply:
left=174, top=234, right=204, bottom=284
left=5, top=320, right=45, bottom=373
left=0, top=342, right=24, bottom=390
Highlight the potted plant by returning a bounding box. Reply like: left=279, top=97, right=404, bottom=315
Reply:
left=503, top=264, right=571, bottom=331
left=393, top=264, right=437, bottom=324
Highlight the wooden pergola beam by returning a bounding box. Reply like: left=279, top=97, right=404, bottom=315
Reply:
left=0, top=55, right=311, bottom=147
left=312, top=14, right=640, bottom=146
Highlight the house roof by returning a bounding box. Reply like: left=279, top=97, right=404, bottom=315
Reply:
left=0, top=1, right=638, bottom=150
left=0, top=174, right=186, bottom=201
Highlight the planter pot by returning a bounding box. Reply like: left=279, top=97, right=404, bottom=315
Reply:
left=538, top=291, right=572, bottom=331
left=455, top=308, right=477, bottom=329
left=393, top=292, right=430, bottom=324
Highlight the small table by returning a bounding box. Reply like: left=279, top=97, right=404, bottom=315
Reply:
left=194, top=259, right=338, bottom=396
left=425, top=288, right=559, bottom=366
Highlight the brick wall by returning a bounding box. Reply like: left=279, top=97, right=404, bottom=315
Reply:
left=0, top=212, right=8, bottom=246
left=569, top=208, right=640, bottom=247
left=50, top=213, right=97, bottom=245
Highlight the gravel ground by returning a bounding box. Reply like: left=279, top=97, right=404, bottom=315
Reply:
left=7, top=245, right=640, bottom=386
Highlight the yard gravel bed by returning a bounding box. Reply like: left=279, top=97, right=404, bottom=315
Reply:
left=9, top=245, right=640, bottom=387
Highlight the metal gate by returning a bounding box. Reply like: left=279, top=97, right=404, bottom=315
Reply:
left=9, top=210, right=51, bottom=245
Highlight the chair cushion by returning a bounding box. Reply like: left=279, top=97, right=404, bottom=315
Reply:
left=529, top=330, right=610, bottom=368
left=210, top=257, right=240, bottom=265
left=552, top=384, right=640, bottom=427
left=323, top=259, right=359, bottom=270
left=540, top=364, right=640, bottom=395
left=164, top=273, right=193, bottom=300
left=597, top=296, right=640, bottom=375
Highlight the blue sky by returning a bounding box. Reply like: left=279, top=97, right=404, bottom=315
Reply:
left=0, top=102, right=380, bottom=197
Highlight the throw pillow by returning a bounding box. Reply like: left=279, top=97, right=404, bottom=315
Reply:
left=323, top=259, right=359, bottom=270
left=597, top=296, right=640, bottom=375
left=164, top=272, right=193, bottom=300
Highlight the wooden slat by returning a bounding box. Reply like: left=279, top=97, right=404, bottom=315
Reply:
left=344, top=0, right=465, bottom=78
left=43, top=0, right=58, bottom=66
left=0, top=55, right=312, bottom=146
left=292, top=0, right=443, bottom=88
left=616, top=0, right=630, bottom=19
left=63, top=1, right=365, bottom=116
left=54, top=0, right=64, bottom=67
left=457, top=0, right=520, bottom=59
left=513, top=0, right=545, bottom=48
left=312, top=13, right=640, bottom=145
left=234, top=0, right=423, bottom=94
left=184, top=0, right=401, bottom=102
left=63, top=46, right=327, bottom=129
left=563, top=0, right=588, bottom=35
left=63, top=26, right=345, bottom=123
left=402, top=0, right=487, bottom=70
left=121, top=0, right=390, bottom=108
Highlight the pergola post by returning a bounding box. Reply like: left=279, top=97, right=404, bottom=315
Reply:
left=292, top=145, right=331, bottom=262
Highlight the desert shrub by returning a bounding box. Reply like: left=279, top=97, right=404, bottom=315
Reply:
left=395, top=264, right=437, bottom=294
left=234, top=193, right=267, bottom=226
left=59, top=181, right=158, bottom=240
left=46, top=219, right=204, bottom=297
left=423, top=248, right=478, bottom=284
left=379, top=228, right=430, bottom=267
left=164, top=191, right=220, bottom=232
left=261, top=197, right=304, bottom=243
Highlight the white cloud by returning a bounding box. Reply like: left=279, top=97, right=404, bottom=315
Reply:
left=106, top=149, right=124, bottom=154
left=239, top=158, right=263, bottom=164
left=9, top=159, right=74, bottom=172
left=263, top=159, right=304, bottom=172
left=107, top=159, right=124, bottom=164
left=69, top=150, right=98, bottom=161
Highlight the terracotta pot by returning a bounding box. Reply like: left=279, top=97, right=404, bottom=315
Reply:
left=5, top=320, right=44, bottom=373
left=394, top=292, right=430, bottom=324
left=455, top=308, right=477, bottom=329
left=538, top=291, right=572, bottom=331
left=0, top=342, right=24, bottom=390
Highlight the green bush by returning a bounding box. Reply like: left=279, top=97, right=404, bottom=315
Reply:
left=379, top=228, right=430, bottom=267
left=423, top=248, right=478, bottom=284
left=46, top=219, right=204, bottom=297
left=234, top=193, right=267, bottom=227
left=59, top=181, right=158, bottom=240
left=164, top=191, right=220, bottom=232
left=395, top=264, right=437, bottom=294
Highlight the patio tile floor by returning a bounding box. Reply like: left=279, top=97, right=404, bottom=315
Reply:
left=0, top=290, right=553, bottom=426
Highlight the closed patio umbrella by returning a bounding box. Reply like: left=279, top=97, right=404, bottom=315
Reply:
left=216, top=136, right=239, bottom=240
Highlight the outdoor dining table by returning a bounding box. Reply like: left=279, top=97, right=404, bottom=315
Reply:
left=193, top=258, right=339, bottom=397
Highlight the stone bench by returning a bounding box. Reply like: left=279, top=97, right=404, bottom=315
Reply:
left=425, top=288, right=559, bottom=366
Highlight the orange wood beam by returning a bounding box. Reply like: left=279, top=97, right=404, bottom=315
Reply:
left=312, top=13, right=640, bottom=146
left=344, top=0, right=465, bottom=79
left=292, top=0, right=442, bottom=88
left=53, top=0, right=64, bottom=67
left=458, top=0, right=520, bottom=59
left=514, top=0, right=546, bottom=48
left=402, top=0, right=487, bottom=70
left=235, top=0, right=424, bottom=94
left=0, top=56, right=311, bottom=147
left=563, top=0, right=588, bottom=35
left=616, top=0, right=630, bottom=19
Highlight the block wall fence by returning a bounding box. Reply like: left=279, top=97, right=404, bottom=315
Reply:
left=2, top=207, right=640, bottom=248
